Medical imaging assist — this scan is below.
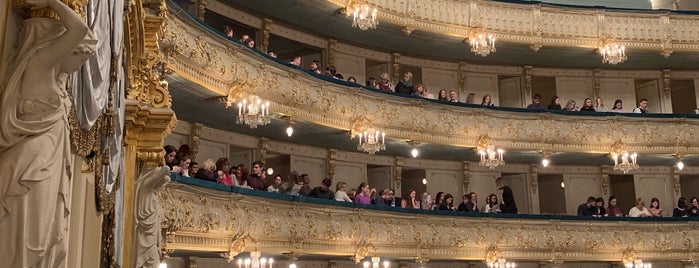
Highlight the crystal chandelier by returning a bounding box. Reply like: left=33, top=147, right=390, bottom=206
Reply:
left=356, top=128, right=385, bottom=154
left=611, top=141, right=638, bottom=174
left=477, top=135, right=505, bottom=169
left=487, top=259, right=516, bottom=268
left=624, top=259, right=651, bottom=268
left=468, top=27, right=496, bottom=57
left=236, top=95, right=270, bottom=129
left=351, top=2, right=378, bottom=30
left=599, top=38, right=627, bottom=65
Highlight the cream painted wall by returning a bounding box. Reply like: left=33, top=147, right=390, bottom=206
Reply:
left=334, top=161, right=367, bottom=192
left=422, top=67, right=459, bottom=98
left=556, top=77, right=594, bottom=109
left=426, top=169, right=463, bottom=203
left=695, top=79, right=699, bottom=112
left=635, top=80, right=661, bottom=113
left=334, top=52, right=365, bottom=84
left=465, top=73, right=499, bottom=104
left=634, top=175, right=674, bottom=216
left=599, top=78, right=635, bottom=112
left=197, top=139, right=228, bottom=164
left=229, top=149, right=253, bottom=169
left=563, top=174, right=602, bottom=215
left=468, top=171, right=500, bottom=202
left=501, top=173, right=530, bottom=214
left=368, top=166, right=392, bottom=192
left=498, top=76, right=521, bottom=108
left=290, top=155, right=326, bottom=187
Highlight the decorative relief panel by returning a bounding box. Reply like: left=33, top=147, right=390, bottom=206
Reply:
left=160, top=183, right=699, bottom=263
left=163, top=7, right=699, bottom=157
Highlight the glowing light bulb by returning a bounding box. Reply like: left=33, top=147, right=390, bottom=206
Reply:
left=677, top=161, right=685, bottom=171
left=542, top=158, right=550, bottom=168
left=286, top=125, right=294, bottom=137
left=411, top=148, right=418, bottom=158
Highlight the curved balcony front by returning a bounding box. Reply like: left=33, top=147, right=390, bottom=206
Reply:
left=162, top=5, right=699, bottom=157
left=161, top=174, right=699, bottom=264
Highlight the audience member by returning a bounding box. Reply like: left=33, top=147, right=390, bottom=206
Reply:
left=375, top=188, right=395, bottom=206
left=299, top=174, right=312, bottom=196
left=267, top=175, right=283, bottom=192
left=595, top=197, right=607, bottom=216
left=222, top=25, right=234, bottom=39
left=547, top=96, right=562, bottom=110
left=689, top=197, right=698, bottom=216
left=367, top=77, right=378, bottom=89
left=246, top=160, right=267, bottom=190
left=498, top=177, right=518, bottom=213
left=673, top=197, right=689, bottom=217
left=607, top=195, right=623, bottom=216
left=482, top=194, right=501, bottom=213
left=309, top=178, right=335, bottom=200
left=448, top=90, right=459, bottom=103
left=439, top=193, right=455, bottom=211
left=334, top=73, right=344, bottom=80
left=194, top=159, right=218, bottom=182
left=243, top=38, right=255, bottom=49
left=437, top=90, right=448, bottom=101
left=526, top=94, right=542, bottom=109
left=172, top=154, right=191, bottom=177
left=240, top=34, right=249, bottom=43
left=334, top=181, right=353, bottom=202
left=648, top=197, right=663, bottom=217
left=188, top=161, right=199, bottom=177
left=579, top=98, right=595, bottom=111
left=215, top=158, right=233, bottom=186
left=457, top=194, right=469, bottom=212
left=629, top=198, right=652, bottom=217
left=401, top=189, right=420, bottom=209
left=433, top=192, right=445, bottom=210
left=324, top=66, right=337, bottom=78
left=287, top=171, right=302, bottom=195
left=577, top=196, right=598, bottom=216
left=481, top=95, right=493, bottom=106
left=611, top=99, right=623, bottom=112
left=231, top=164, right=248, bottom=187
left=414, top=84, right=434, bottom=99
left=347, top=76, right=357, bottom=83
left=289, top=55, right=301, bottom=66
left=377, top=72, right=393, bottom=92
left=391, top=188, right=401, bottom=207
left=564, top=99, right=578, bottom=111
left=267, top=51, right=277, bottom=58
left=164, top=145, right=177, bottom=168
left=354, top=182, right=372, bottom=204
left=465, top=93, right=476, bottom=104
left=394, top=72, right=414, bottom=95
left=595, top=97, right=608, bottom=112
left=633, top=99, right=649, bottom=114
left=421, top=192, right=433, bottom=210
left=310, top=60, right=321, bottom=74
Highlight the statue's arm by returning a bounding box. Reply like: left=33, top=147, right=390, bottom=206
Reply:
left=29, top=0, right=89, bottom=68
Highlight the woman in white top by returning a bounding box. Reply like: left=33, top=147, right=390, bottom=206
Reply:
left=334, top=181, right=353, bottom=202
left=629, top=198, right=652, bottom=217
left=595, top=97, right=609, bottom=112
left=482, top=194, right=501, bottom=213
left=611, top=99, right=624, bottom=113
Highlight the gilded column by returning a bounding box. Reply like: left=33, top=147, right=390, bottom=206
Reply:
left=258, top=137, right=269, bottom=166
left=601, top=165, right=610, bottom=196
left=593, top=68, right=601, bottom=99
left=328, top=149, right=337, bottom=180
left=530, top=164, right=539, bottom=194
left=395, top=157, right=404, bottom=194
left=195, top=0, right=207, bottom=21
left=327, top=39, right=337, bottom=67
left=391, top=53, right=401, bottom=83
left=523, top=66, right=533, bottom=106
left=260, top=18, right=273, bottom=53
left=661, top=69, right=673, bottom=113
left=185, top=257, right=198, bottom=268
left=328, top=261, right=338, bottom=268
left=190, top=122, right=202, bottom=160
left=673, top=166, right=681, bottom=196
left=458, top=61, right=468, bottom=96
left=462, top=161, right=470, bottom=195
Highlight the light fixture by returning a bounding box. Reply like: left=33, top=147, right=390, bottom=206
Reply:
left=599, top=37, right=627, bottom=65
left=267, top=167, right=274, bottom=175
left=675, top=154, right=685, bottom=171
left=541, top=158, right=550, bottom=168
left=467, top=26, right=496, bottom=57
left=289, top=264, right=297, bottom=268
left=610, top=141, right=638, bottom=174
left=356, top=128, right=386, bottom=154
left=408, top=140, right=419, bottom=158
left=351, top=1, right=378, bottom=30
left=560, top=181, right=565, bottom=188
left=625, top=259, right=651, bottom=268
left=286, top=125, right=294, bottom=137
left=422, top=178, right=427, bottom=185
left=236, top=95, right=271, bottom=129
left=159, top=263, right=167, bottom=268
left=283, top=116, right=294, bottom=137
left=477, top=135, right=505, bottom=169
left=487, top=258, right=516, bottom=268
left=236, top=255, right=273, bottom=268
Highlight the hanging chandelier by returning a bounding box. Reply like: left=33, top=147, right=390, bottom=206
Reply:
left=236, top=95, right=270, bottom=129
left=468, top=27, right=496, bottom=57
left=356, top=128, right=385, bottom=154
left=611, top=141, right=638, bottom=174
left=599, top=37, right=627, bottom=65
left=487, top=259, right=516, bottom=268
left=624, top=259, right=651, bottom=268
left=351, top=2, right=378, bottom=30
left=477, top=135, right=505, bottom=169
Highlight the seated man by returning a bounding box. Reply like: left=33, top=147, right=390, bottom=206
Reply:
left=577, top=196, right=599, bottom=217
left=246, top=160, right=267, bottom=190
left=374, top=189, right=395, bottom=206
left=308, top=178, right=334, bottom=200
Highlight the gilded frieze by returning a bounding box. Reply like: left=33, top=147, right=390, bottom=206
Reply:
left=162, top=6, right=699, bottom=155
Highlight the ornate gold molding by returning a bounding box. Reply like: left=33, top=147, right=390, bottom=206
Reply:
left=327, top=0, right=699, bottom=55
left=160, top=182, right=699, bottom=263
left=162, top=7, right=699, bottom=156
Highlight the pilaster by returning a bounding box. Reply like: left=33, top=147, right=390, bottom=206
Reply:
left=195, top=0, right=207, bottom=21
left=391, top=53, right=401, bottom=83
left=661, top=69, right=673, bottom=113
left=259, top=137, right=269, bottom=165
left=523, top=66, right=533, bottom=107
left=327, top=39, right=337, bottom=67
left=260, top=18, right=273, bottom=53
left=328, top=149, right=337, bottom=180
left=394, top=156, right=404, bottom=194
left=462, top=161, right=471, bottom=194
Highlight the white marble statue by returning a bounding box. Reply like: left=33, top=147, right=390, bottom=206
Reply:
left=134, top=166, right=171, bottom=268
left=0, top=0, right=94, bottom=267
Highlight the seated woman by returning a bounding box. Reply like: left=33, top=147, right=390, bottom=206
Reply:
left=377, top=72, right=393, bottom=92
left=354, top=182, right=372, bottom=204
left=438, top=193, right=455, bottom=211
left=421, top=192, right=433, bottom=210
left=595, top=197, right=607, bottom=216
left=564, top=99, right=578, bottom=111
left=433, top=192, right=445, bottom=210
left=267, top=175, right=283, bottom=193
left=690, top=197, right=699, bottom=216
left=194, top=159, right=219, bottom=182
left=481, top=95, right=494, bottom=106
left=401, top=189, right=420, bottom=209
left=334, top=181, right=353, bottom=202
left=172, top=155, right=191, bottom=177
left=595, top=97, right=609, bottom=112
left=629, top=198, right=652, bottom=217
left=673, top=197, right=689, bottom=217
left=579, top=98, right=595, bottom=111
left=607, top=195, right=623, bottom=216
left=437, top=90, right=448, bottom=101
left=465, top=93, right=476, bottom=104
left=216, top=157, right=233, bottom=186
left=611, top=99, right=624, bottom=113
left=647, top=197, right=663, bottom=217
left=547, top=96, right=562, bottom=110
left=482, top=194, right=501, bottom=213
left=413, top=84, right=434, bottom=99
left=394, top=72, right=414, bottom=95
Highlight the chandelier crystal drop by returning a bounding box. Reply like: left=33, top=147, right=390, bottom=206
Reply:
left=468, top=27, right=496, bottom=57
left=610, top=141, right=638, bottom=174
left=487, top=259, right=516, bottom=268
left=352, top=3, right=378, bottom=30
left=599, top=38, right=627, bottom=65
left=236, top=95, right=271, bottom=129
left=357, top=129, right=385, bottom=154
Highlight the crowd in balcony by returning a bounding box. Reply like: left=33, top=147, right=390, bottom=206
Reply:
left=218, top=25, right=658, bottom=114
left=165, top=144, right=699, bottom=218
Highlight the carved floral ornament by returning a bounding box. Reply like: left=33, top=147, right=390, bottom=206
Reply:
left=162, top=6, right=699, bottom=157
left=159, top=184, right=699, bottom=263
